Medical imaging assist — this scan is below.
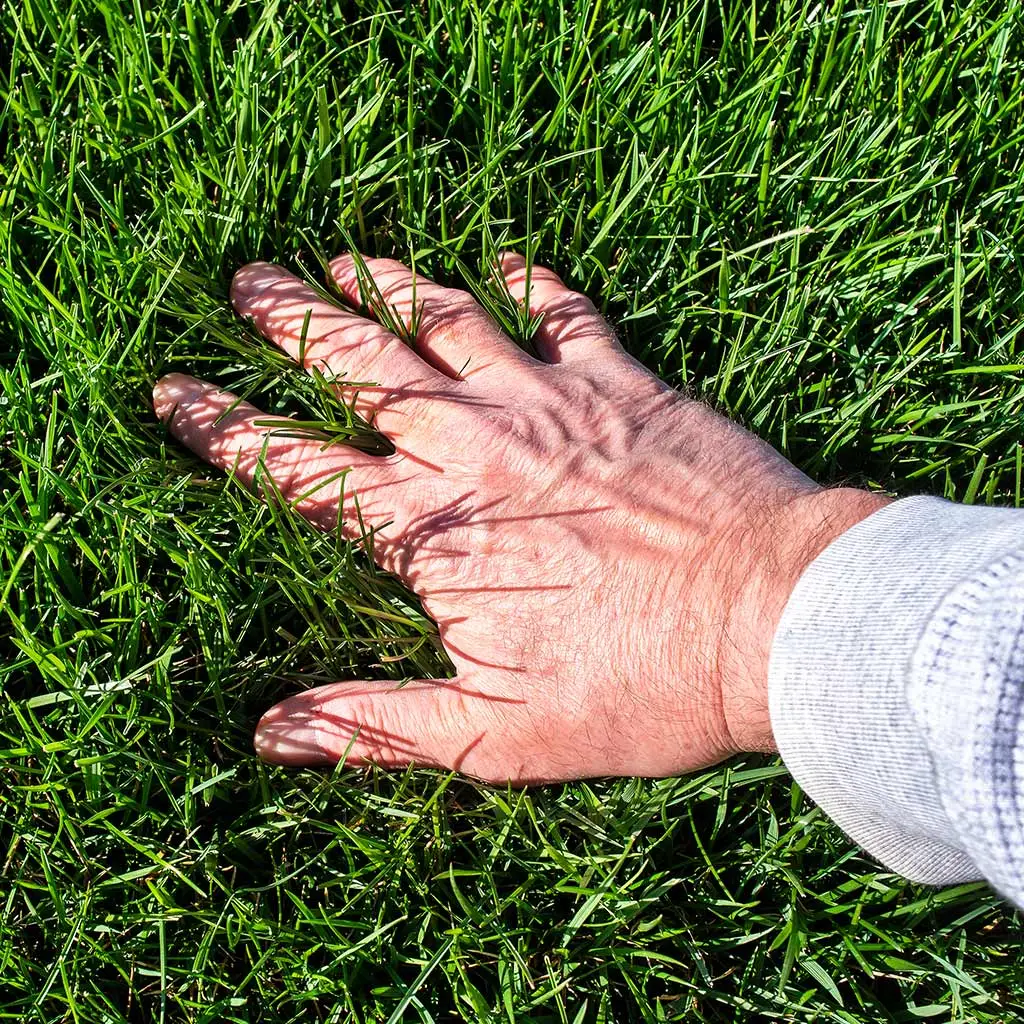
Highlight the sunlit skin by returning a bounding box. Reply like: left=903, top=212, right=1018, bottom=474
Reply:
left=153, top=253, right=888, bottom=784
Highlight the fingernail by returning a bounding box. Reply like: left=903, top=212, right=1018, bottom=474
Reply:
left=253, top=706, right=333, bottom=767
left=230, top=262, right=290, bottom=310
left=329, top=252, right=375, bottom=289
left=152, top=372, right=201, bottom=422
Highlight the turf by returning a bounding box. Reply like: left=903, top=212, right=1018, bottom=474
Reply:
left=2, top=0, right=1024, bottom=1020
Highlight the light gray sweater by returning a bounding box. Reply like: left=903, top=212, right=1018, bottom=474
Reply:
left=768, top=494, right=1024, bottom=907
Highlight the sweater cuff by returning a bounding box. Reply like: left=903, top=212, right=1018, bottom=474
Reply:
left=768, top=494, right=1024, bottom=884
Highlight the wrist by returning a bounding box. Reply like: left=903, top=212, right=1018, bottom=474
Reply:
left=719, top=486, right=892, bottom=754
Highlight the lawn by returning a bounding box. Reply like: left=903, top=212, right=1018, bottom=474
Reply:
left=2, top=0, right=1024, bottom=1020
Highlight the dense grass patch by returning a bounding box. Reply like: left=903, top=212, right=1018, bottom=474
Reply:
left=2, top=0, right=1024, bottom=1020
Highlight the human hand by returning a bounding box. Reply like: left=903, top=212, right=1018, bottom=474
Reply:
left=153, top=254, right=887, bottom=783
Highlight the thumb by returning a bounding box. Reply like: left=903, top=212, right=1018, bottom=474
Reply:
left=253, top=677, right=515, bottom=779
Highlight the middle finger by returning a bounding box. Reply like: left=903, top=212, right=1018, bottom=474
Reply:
left=231, top=262, right=457, bottom=444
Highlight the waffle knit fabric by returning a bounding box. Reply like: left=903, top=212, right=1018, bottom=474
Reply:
left=768, top=494, right=1024, bottom=907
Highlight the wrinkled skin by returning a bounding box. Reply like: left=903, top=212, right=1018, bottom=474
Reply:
left=154, top=253, right=886, bottom=783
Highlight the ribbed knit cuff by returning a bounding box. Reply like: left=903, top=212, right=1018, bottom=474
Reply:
left=907, top=552, right=1024, bottom=905
left=768, top=494, right=1024, bottom=884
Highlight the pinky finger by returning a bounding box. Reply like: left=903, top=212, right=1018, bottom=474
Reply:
left=496, top=252, right=623, bottom=364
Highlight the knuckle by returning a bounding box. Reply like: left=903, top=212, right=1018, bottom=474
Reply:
left=421, top=291, right=479, bottom=335
left=351, top=696, right=409, bottom=764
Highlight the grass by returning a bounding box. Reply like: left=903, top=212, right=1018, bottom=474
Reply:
left=2, top=0, right=1024, bottom=1019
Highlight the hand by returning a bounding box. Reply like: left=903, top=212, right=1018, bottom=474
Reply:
left=153, top=254, right=887, bottom=783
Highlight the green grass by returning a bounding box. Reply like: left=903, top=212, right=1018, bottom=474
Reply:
left=2, top=0, right=1024, bottom=1020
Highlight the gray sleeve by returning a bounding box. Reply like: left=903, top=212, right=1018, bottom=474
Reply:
left=767, top=494, right=1024, bottom=905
